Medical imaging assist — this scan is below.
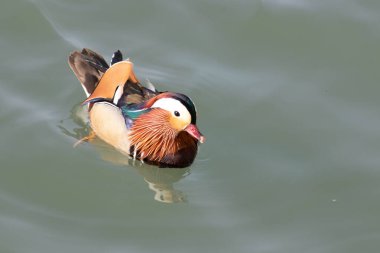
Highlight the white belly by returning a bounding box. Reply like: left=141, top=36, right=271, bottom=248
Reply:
left=89, top=102, right=131, bottom=155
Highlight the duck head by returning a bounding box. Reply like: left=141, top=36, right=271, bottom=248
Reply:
left=129, top=92, right=205, bottom=167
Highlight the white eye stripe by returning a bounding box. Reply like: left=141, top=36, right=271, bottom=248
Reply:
left=152, top=98, right=188, bottom=115
left=152, top=98, right=191, bottom=124
left=152, top=98, right=182, bottom=109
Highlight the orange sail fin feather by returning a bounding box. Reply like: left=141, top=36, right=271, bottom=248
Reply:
left=68, top=48, right=204, bottom=167
left=83, top=61, right=139, bottom=104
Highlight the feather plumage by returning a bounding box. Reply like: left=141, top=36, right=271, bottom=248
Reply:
left=68, top=48, right=203, bottom=167
left=129, top=109, right=197, bottom=167
left=68, top=48, right=109, bottom=97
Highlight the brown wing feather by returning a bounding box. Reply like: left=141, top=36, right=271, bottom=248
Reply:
left=81, top=48, right=109, bottom=70
left=68, top=49, right=109, bottom=97
left=122, top=80, right=158, bottom=105
left=69, top=48, right=159, bottom=106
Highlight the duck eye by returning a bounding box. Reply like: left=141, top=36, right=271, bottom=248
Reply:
left=174, top=111, right=180, bottom=117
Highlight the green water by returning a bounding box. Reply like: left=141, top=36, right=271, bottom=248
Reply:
left=2, top=0, right=380, bottom=252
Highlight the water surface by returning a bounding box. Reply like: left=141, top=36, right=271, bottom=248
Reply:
left=1, top=0, right=380, bottom=252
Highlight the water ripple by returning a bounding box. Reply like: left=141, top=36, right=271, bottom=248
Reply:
left=28, top=0, right=85, bottom=48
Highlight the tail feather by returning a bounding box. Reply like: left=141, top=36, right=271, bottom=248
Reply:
left=68, top=48, right=110, bottom=97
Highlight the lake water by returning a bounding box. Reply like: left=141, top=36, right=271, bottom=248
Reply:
left=1, top=0, right=380, bottom=252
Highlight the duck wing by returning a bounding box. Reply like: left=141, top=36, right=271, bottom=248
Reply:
left=69, top=48, right=159, bottom=109
left=68, top=48, right=110, bottom=97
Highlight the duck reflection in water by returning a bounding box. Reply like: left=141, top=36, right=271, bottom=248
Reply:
left=59, top=104, right=189, bottom=203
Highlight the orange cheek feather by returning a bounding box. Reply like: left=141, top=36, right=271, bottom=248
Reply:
left=169, top=116, right=188, bottom=131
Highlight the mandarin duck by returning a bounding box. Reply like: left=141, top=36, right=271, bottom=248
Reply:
left=68, top=48, right=205, bottom=168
